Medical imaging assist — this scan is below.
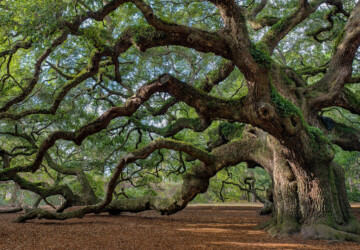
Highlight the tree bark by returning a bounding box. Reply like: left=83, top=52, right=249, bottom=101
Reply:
left=263, top=149, right=360, bottom=241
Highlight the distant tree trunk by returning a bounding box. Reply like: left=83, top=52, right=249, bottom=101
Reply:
left=0, top=182, right=7, bottom=202
left=9, top=183, right=19, bottom=207
left=244, top=175, right=256, bottom=203
left=32, top=195, right=42, bottom=208
left=348, top=177, right=353, bottom=193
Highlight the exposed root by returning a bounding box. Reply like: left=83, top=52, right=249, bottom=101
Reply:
left=266, top=216, right=301, bottom=236
left=259, top=218, right=360, bottom=243
left=254, top=218, right=273, bottom=230
left=301, top=224, right=360, bottom=242
left=259, top=201, right=274, bottom=215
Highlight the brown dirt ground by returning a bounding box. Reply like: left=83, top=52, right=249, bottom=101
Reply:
left=1, top=204, right=360, bottom=250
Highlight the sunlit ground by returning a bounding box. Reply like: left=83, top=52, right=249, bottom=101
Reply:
left=351, top=203, right=360, bottom=208
left=1, top=203, right=360, bottom=249
left=189, top=202, right=263, bottom=207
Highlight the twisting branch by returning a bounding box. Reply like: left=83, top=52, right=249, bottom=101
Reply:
left=333, top=87, right=360, bottom=116
left=15, top=125, right=276, bottom=222
left=247, top=0, right=280, bottom=30
left=0, top=73, right=251, bottom=180
left=0, top=32, right=69, bottom=113
left=0, top=40, right=31, bottom=58
left=261, top=0, right=327, bottom=52
left=307, top=2, right=360, bottom=112
left=306, top=7, right=338, bottom=43
left=202, top=60, right=235, bottom=92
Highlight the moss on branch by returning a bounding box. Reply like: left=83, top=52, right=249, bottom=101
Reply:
left=130, top=25, right=167, bottom=44
left=250, top=42, right=272, bottom=68
left=270, top=84, right=300, bottom=117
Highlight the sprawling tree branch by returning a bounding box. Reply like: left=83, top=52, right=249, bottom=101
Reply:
left=0, top=73, right=251, bottom=180
left=15, top=127, right=276, bottom=222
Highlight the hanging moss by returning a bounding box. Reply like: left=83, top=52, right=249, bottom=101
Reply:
left=250, top=42, right=272, bottom=68
left=270, top=84, right=300, bottom=117
left=306, top=125, right=331, bottom=153
left=280, top=69, right=295, bottom=86
left=271, top=17, right=288, bottom=33
left=265, top=16, right=289, bottom=40
left=333, top=29, right=345, bottom=52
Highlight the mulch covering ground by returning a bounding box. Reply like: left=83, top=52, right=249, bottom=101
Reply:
left=1, top=204, right=360, bottom=249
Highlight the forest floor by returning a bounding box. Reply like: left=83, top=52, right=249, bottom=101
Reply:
left=1, top=203, right=360, bottom=249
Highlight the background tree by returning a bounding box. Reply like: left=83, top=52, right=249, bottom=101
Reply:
left=0, top=0, right=360, bottom=242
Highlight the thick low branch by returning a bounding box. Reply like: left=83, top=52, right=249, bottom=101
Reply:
left=12, top=175, right=81, bottom=206
left=13, top=125, right=281, bottom=222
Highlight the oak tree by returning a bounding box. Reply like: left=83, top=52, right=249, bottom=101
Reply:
left=1, top=0, right=360, bottom=241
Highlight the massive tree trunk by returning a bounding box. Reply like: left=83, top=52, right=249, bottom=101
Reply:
left=261, top=140, right=360, bottom=240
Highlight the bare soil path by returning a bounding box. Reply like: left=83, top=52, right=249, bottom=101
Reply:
left=1, top=204, right=360, bottom=249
